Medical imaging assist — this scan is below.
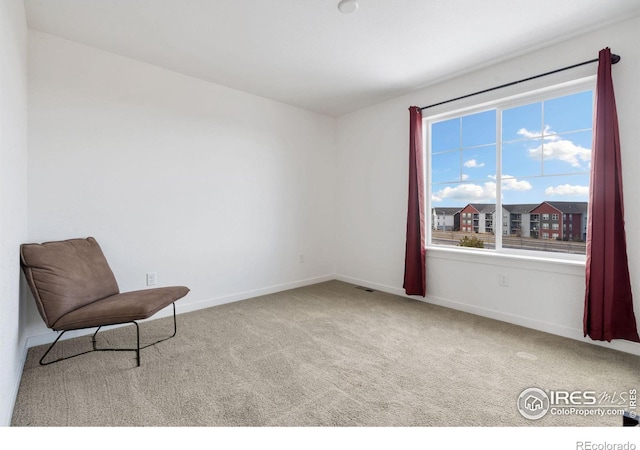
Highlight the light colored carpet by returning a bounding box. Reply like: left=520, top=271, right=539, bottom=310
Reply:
left=10, top=280, right=639, bottom=426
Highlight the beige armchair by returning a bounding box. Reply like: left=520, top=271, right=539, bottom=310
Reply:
left=20, top=236, right=189, bottom=366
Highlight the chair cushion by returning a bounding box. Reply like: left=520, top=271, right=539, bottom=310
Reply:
left=53, top=286, right=190, bottom=331
left=20, top=237, right=120, bottom=328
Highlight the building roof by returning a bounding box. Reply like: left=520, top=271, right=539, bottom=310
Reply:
left=468, top=203, right=496, bottom=213
left=433, top=207, right=462, bottom=215
left=503, top=204, right=539, bottom=214
left=543, top=201, right=588, bottom=214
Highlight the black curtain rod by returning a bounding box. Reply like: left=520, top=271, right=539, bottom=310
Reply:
left=420, top=53, right=620, bottom=111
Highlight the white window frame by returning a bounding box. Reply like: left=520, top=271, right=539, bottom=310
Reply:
left=425, top=77, right=595, bottom=263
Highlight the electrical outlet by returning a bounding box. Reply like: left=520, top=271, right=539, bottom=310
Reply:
left=146, top=272, right=157, bottom=286
left=499, top=273, right=509, bottom=287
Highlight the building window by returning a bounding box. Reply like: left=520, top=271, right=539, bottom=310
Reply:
left=427, top=79, right=592, bottom=258
left=552, top=223, right=559, bottom=230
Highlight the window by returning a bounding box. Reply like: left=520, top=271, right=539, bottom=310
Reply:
left=428, top=80, right=593, bottom=258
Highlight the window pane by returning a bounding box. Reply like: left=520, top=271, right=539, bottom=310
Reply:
left=461, top=146, right=496, bottom=182
left=431, top=118, right=460, bottom=152
left=501, top=174, right=587, bottom=254
left=541, top=130, right=592, bottom=175
left=461, top=110, right=496, bottom=148
left=432, top=151, right=461, bottom=184
left=502, top=140, right=542, bottom=178
left=544, top=91, right=593, bottom=134
left=502, top=102, right=542, bottom=142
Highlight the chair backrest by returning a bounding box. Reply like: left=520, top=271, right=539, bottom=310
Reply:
left=20, top=237, right=120, bottom=329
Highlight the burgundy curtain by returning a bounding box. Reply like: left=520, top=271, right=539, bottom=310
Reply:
left=583, top=48, right=640, bottom=342
left=403, top=106, right=426, bottom=297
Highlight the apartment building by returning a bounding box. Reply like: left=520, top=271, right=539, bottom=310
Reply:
left=441, top=202, right=588, bottom=240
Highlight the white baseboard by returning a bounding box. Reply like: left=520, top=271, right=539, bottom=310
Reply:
left=175, top=274, right=336, bottom=315
left=334, top=274, right=640, bottom=356
left=334, top=275, right=409, bottom=298
left=1, top=335, right=29, bottom=427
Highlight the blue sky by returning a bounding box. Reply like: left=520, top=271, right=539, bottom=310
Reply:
left=430, top=90, right=593, bottom=207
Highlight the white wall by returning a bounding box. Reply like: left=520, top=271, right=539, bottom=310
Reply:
left=0, top=0, right=29, bottom=427
left=335, top=16, right=640, bottom=356
left=26, top=31, right=337, bottom=342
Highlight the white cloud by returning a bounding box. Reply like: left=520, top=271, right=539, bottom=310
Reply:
left=518, top=126, right=591, bottom=169
left=464, top=159, right=485, bottom=168
left=528, top=140, right=591, bottom=168
left=517, top=125, right=552, bottom=139
left=489, top=174, right=533, bottom=191
left=503, top=177, right=533, bottom=191
left=432, top=175, right=532, bottom=203
left=545, top=184, right=589, bottom=196
left=432, top=182, right=496, bottom=203
left=461, top=174, right=469, bottom=180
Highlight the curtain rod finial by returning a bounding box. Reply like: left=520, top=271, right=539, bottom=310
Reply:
left=612, top=54, right=621, bottom=64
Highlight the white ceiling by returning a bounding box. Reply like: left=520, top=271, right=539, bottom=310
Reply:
left=24, top=0, right=640, bottom=117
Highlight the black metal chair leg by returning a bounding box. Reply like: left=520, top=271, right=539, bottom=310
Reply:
left=40, top=330, right=95, bottom=366
left=91, top=326, right=102, bottom=350
left=134, top=321, right=140, bottom=367
left=39, top=302, right=177, bottom=367
left=39, top=330, right=66, bottom=365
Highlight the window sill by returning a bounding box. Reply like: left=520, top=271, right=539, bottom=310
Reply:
left=425, top=245, right=586, bottom=274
